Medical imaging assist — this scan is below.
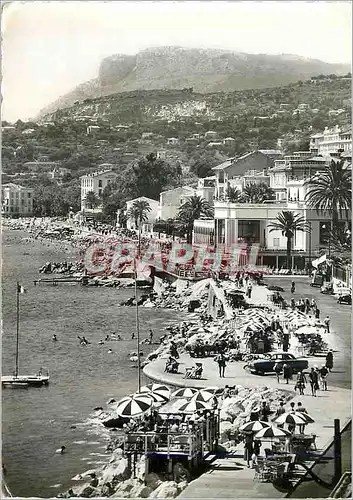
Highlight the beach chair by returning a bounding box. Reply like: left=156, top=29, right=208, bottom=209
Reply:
left=184, top=367, right=194, bottom=379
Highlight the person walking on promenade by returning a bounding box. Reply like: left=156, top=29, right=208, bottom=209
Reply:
left=149, top=329, right=154, bottom=342
left=315, top=307, right=320, bottom=320
left=319, top=364, right=329, bottom=390
left=324, top=315, right=331, bottom=333
left=311, top=298, right=317, bottom=311
left=275, top=401, right=286, bottom=428
left=305, top=298, right=311, bottom=315
left=274, top=362, right=282, bottom=383
left=247, top=282, right=253, bottom=298
left=244, top=434, right=253, bottom=468
left=296, top=402, right=307, bottom=434
left=283, top=363, right=292, bottom=384
left=291, top=281, right=295, bottom=293
left=309, top=367, right=319, bottom=396
left=326, top=350, right=334, bottom=372
left=295, top=371, right=307, bottom=395
left=214, top=352, right=227, bottom=378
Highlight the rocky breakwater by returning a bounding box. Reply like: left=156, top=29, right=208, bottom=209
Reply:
left=218, top=386, right=293, bottom=449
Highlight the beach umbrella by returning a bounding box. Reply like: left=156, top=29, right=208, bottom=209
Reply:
left=178, top=399, right=212, bottom=413
left=115, top=394, right=153, bottom=418
left=254, top=426, right=291, bottom=439
left=140, top=383, right=171, bottom=401
left=173, top=388, right=198, bottom=399
left=293, top=412, right=315, bottom=424
left=192, top=389, right=218, bottom=403
left=295, top=326, right=325, bottom=335
left=204, top=386, right=222, bottom=395
left=274, top=412, right=307, bottom=426
left=240, top=420, right=271, bottom=433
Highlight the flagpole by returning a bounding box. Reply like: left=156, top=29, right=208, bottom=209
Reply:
left=15, top=282, right=20, bottom=378
left=135, top=227, right=141, bottom=392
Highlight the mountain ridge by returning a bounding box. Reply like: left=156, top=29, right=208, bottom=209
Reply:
left=37, top=46, right=350, bottom=118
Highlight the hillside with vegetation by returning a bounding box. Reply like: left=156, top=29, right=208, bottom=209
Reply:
left=2, top=76, right=351, bottom=220
left=37, top=46, right=350, bottom=116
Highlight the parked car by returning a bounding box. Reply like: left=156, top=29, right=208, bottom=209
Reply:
left=244, top=352, right=309, bottom=375
left=310, top=273, right=324, bottom=287
left=320, top=282, right=333, bottom=294
left=337, top=294, right=352, bottom=305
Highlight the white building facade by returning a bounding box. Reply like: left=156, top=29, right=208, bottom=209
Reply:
left=310, top=125, right=352, bottom=157
left=2, top=183, right=34, bottom=216
left=80, top=169, right=118, bottom=211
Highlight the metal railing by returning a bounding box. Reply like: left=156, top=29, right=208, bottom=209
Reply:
left=124, top=431, right=202, bottom=456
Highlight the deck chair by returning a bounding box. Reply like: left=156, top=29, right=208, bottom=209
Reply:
left=192, top=363, right=203, bottom=379
left=184, top=367, right=194, bottom=379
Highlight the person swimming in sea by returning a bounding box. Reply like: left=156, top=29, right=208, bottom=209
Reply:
left=52, top=334, right=58, bottom=341
left=108, top=349, right=113, bottom=354
left=98, top=340, right=104, bottom=345
left=56, top=445, right=66, bottom=454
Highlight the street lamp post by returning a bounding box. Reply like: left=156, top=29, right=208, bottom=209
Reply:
left=134, top=226, right=141, bottom=392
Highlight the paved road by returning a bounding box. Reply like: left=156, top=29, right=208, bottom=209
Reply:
left=263, top=276, right=351, bottom=389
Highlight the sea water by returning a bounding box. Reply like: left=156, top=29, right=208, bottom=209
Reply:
left=2, top=230, right=185, bottom=497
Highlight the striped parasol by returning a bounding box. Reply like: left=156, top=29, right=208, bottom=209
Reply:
left=115, top=394, right=153, bottom=418
left=173, top=387, right=198, bottom=399
left=204, top=386, right=223, bottom=395
left=296, top=412, right=315, bottom=424
left=254, top=426, right=291, bottom=439
left=178, top=399, right=212, bottom=413
left=192, top=390, right=218, bottom=404
left=274, top=412, right=307, bottom=426
left=240, top=420, right=271, bottom=433
left=140, top=383, right=171, bottom=401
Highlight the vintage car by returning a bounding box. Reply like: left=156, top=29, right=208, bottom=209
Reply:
left=245, top=352, right=309, bottom=375
left=337, top=294, right=352, bottom=305
left=320, top=282, right=334, bottom=294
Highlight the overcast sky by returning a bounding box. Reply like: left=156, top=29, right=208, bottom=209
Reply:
left=2, top=1, right=352, bottom=122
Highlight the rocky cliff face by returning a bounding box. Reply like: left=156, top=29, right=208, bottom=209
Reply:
left=38, top=46, right=350, bottom=117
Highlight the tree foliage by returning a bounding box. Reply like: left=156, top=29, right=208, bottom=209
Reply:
left=268, top=211, right=311, bottom=270
left=176, top=195, right=214, bottom=243
left=305, top=160, right=352, bottom=225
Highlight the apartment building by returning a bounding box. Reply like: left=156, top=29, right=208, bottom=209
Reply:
left=80, top=169, right=118, bottom=211
left=310, top=125, right=352, bottom=157
left=2, top=183, right=34, bottom=216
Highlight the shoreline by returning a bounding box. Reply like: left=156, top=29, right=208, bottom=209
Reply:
left=3, top=219, right=351, bottom=499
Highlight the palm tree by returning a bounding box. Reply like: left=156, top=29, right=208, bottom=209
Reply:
left=226, top=186, right=242, bottom=202
left=126, top=199, right=152, bottom=229
left=242, top=182, right=275, bottom=203
left=177, top=195, right=214, bottom=244
left=305, top=160, right=352, bottom=227
left=268, top=211, right=311, bottom=271
left=85, top=191, right=101, bottom=210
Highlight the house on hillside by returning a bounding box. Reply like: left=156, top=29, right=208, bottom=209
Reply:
left=205, top=131, right=217, bottom=140
left=87, top=125, right=100, bottom=135
left=126, top=197, right=159, bottom=232
left=167, top=137, right=179, bottom=145
left=212, top=151, right=278, bottom=200
left=223, top=137, right=235, bottom=146
left=158, top=186, right=195, bottom=220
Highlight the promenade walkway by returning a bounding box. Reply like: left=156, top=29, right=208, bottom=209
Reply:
left=143, top=282, right=351, bottom=498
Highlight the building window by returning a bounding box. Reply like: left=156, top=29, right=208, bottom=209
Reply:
left=319, top=222, right=331, bottom=244
left=98, top=180, right=102, bottom=187
left=238, top=220, right=260, bottom=243
left=28, top=193, right=31, bottom=198
left=98, top=189, right=102, bottom=196
left=273, top=238, right=280, bottom=247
